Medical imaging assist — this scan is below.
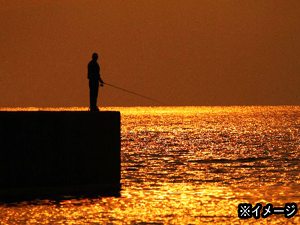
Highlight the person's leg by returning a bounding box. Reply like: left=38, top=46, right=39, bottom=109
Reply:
left=89, top=81, right=99, bottom=110
left=95, top=82, right=99, bottom=106
left=89, top=81, right=94, bottom=109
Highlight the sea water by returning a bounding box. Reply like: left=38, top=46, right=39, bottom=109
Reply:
left=0, top=106, right=299, bottom=224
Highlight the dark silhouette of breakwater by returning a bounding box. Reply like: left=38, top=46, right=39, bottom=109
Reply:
left=0, top=111, right=120, bottom=202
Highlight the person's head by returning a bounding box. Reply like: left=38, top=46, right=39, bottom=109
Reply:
left=92, top=53, right=98, bottom=60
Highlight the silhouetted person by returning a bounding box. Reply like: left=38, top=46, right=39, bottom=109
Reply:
left=88, top=53, right=104, bottom=111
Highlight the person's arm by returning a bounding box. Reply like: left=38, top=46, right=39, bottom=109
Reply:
left=98, top=63, right=104, bottom=84
left=99, top=76, right=104, bottom=86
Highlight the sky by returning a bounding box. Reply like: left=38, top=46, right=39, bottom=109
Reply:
left=0, top=0, right=299, bottom=107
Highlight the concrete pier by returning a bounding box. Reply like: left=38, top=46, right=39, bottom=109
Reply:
left=0, top=111, right=121, bottom=201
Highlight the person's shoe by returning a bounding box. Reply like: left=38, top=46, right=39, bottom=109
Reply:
left=90, top=107, right=99, bottom=111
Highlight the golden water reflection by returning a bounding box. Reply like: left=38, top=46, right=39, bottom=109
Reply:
left=1, top=183, right=300, bottom=224
left=0, top=106, right=300, bottom=224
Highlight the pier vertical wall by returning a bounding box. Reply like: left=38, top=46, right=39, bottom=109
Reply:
left=0, top=111, right=120, bottom=200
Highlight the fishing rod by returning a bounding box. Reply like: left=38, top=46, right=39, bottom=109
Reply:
left=103, top=82, right=166, bottom=105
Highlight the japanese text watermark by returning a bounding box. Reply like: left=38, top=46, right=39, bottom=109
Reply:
left=238, top=203, right=297, bottom=219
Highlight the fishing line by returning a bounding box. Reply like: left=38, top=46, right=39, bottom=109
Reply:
left=103, top=82, right=166, bottom=105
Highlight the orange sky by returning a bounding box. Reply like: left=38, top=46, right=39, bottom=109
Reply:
left=0, top=0, right=299, bottom=107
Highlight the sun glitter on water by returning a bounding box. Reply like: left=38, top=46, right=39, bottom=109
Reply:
left=0, top=106, right=300, bottom=224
